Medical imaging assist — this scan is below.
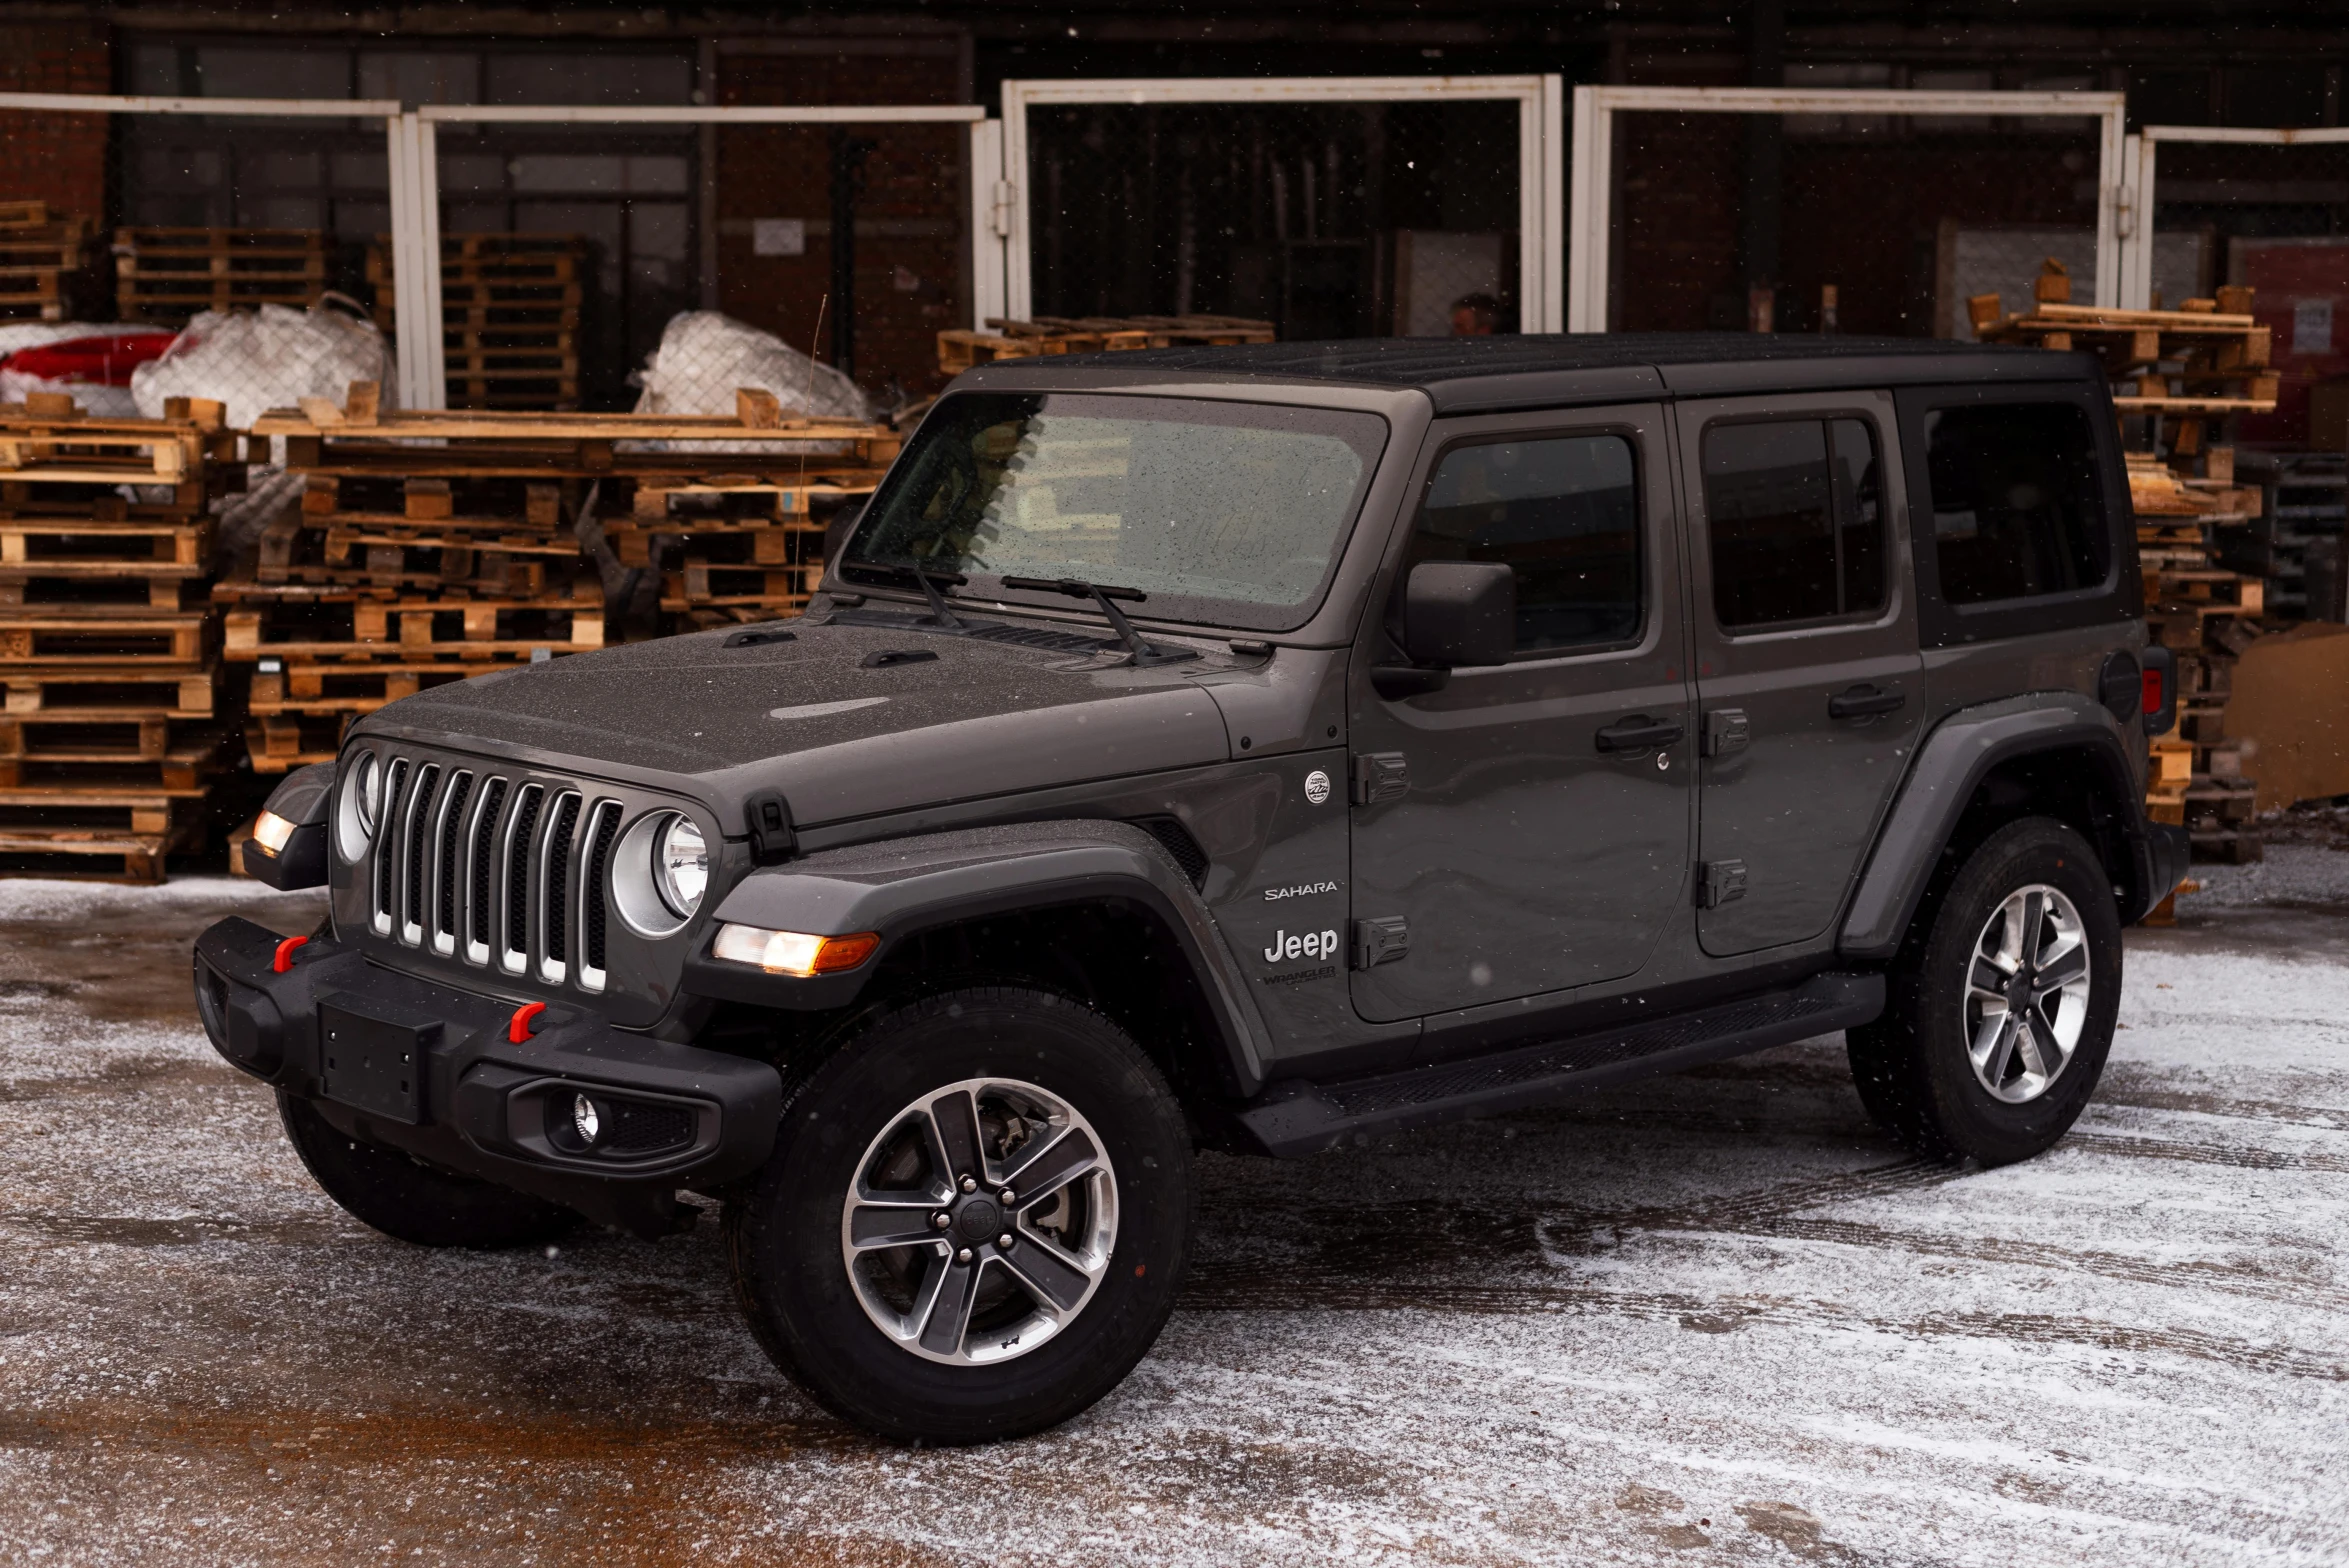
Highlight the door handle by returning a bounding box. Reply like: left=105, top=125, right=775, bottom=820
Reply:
left=1828, top=684, right=1906, bottom=720
left=1595, top=715, right=1686, bottom=753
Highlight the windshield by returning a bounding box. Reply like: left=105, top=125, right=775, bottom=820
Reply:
left=840, top=392, right=1388, bottom=631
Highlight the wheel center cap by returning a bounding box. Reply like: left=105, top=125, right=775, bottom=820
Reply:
left=954, top=1197, right=1001, bottom=1242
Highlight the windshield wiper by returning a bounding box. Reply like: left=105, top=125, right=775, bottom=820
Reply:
left=844, top=561, right=968, bottom=628
left=999, top=576, right=1197, bottom=667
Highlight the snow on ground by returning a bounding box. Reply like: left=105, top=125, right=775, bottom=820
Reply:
left=0, top=868, right=2341, bottom=1566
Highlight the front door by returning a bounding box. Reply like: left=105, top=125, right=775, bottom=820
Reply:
left=1348, top=406, right=1695, bottom=1024
left=1675, top=393, right=1924, bottom=957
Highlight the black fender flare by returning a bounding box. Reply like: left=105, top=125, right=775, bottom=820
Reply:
left=680, top=818, right=1275, bottom=1096
left=1838, top=691, right=2186, bottom=959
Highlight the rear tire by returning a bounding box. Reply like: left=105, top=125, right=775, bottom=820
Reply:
left=1846, top=817, right=2121, bottom=1165
left=726, top=985, right=1192, bottom=1445
left=277, top=1092, right=578, bottom=1248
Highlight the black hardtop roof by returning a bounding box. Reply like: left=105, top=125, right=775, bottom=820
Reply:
left=963, top=332, right=2099, bottom=415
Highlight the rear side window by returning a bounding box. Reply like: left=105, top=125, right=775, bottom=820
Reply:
left=1411, top=434, right=1642, bottom=653
left=1924, top=402, right=2108, bottom=604
left=1701, top=417, right=1885, bottom=631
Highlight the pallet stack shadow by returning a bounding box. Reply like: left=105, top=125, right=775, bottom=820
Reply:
left=113, top=227, right=326, bottom=325
left=0, top=202, right=92, bottom=323
left=229, top=385, right=898, bottom=771
left=938, top=314, right=1275, bottom=374
left=1979, top=268, right=2276, bottom=865
left=0, top=393, right=245, bottom=880
left=368, top=234, right=587, bottom=410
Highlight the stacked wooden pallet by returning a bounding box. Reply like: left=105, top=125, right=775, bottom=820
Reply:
left=368, top=234, right=588, bottom=410
left=2224, top=452, right=2348, bottom=623
left=0, top=203, right=92, bottom=323
left=1981, top=269, right=2277, bottom=864
left=114, top=227, right=328, bottom=325
left=938, top=315, right=1276, bottom=375
left=233, top=386, right=898, bottom=769
left=0, top=393, right=247, bottom=880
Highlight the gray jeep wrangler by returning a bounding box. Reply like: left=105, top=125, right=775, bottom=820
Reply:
left=199, top=335, right=2188, bottom=1444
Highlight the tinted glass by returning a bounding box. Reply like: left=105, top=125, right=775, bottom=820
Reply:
left=1925, top=402, right=2108, bottom=605
left=845, top=392, right=1387, bottom=631
left=1412, top=435, right=1641, bottom=652
left=1703, top=417, right=1885, bottom=630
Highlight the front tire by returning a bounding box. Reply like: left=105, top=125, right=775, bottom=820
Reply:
left=277, top=1092, right=578, bottom=1248
left=1847, top=817, right=2122, bottom=1165
left=726, top=986, right=1192, bottom=1445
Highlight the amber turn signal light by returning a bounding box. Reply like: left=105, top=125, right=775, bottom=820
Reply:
left=712, top=924, right=881, bottom=977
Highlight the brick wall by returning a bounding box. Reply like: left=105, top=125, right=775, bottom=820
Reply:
left=714, top=44, right=968, bottom=400
left=0, top=20, right=111, bottom=223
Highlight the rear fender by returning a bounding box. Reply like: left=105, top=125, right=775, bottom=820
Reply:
left=1840, top=691, right=2182, bottom=956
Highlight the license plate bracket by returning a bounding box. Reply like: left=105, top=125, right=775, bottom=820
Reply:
left=317, top=998, right=441, bottom=1125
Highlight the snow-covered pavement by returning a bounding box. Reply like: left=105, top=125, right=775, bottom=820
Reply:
left=0, top=858, right=2342, bottom=1565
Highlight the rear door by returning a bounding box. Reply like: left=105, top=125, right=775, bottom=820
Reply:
left=1347, top=405, right=1695, bottom=1023
left=1675, top=391, right=1923, bottom=957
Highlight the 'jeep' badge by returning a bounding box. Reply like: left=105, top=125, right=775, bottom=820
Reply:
left=1303, top=770, right=1332, bottom=805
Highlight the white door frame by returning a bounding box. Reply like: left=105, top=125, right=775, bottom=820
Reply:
left=1567, top=85, right=2131, bottom=331
left=2119, top=124, right=2349, bottom=310
left=0, top=92, right=985, bottom=410
left=412, top=103, right=986, bottom=410
left=994, top=75, right=1567, bottom=333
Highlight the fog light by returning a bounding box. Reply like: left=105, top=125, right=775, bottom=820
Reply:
left=572, top=1094, right=601, bottom=1146
left=712, top=923, right=881, bottom=977
left=252, top=809, right=298, bottom=855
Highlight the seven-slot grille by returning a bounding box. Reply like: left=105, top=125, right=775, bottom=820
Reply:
left=367, top=753, right=628, bottom=993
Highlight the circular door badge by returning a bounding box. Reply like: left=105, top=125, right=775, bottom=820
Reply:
left=1303, top=770, right=1332, bottom=805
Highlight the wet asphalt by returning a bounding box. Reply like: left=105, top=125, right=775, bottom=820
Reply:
left=0, top=863, right=2342, bottom=1566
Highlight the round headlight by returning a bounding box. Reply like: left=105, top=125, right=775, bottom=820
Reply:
left=653, top=815, right=708, bottom=917
left=351, top=753, right=381, bottom=839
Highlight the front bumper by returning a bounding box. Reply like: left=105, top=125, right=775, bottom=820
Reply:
left=193, top=916, right=782, bottom=1235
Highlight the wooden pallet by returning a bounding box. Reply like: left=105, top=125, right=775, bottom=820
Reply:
left=256, top=384, right=901, bottom=465
left=0, top=572, right=210, bottom=612
left=660, top=560, right=819, bottom=609
left=248, top=657, right=516, bottom=715
left=0, top=201, right=52, bottom=229
left=0, top=513, right=213, bottom=568
left=0, top=784, right=207, bottom=882
left=245, top=714, right=345, bottom=773
left=0, top=734, right=226, bottom=791
left=303, top=471, right=567, bottom=528
left=0, top=611, right=214, bottom=666
left=0, top=396, right=236, bottom=484
left=223, top=590, right=604, bottom=661
left=2, top=666, right=218, bottom=719
left=114, top=227, right=327, bottom=321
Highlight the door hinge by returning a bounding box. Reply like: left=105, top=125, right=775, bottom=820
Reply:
left=1702, top=708, right=1750, bottom=758
left=1351, top=752, right=1409, bottom=805
left=990, top=179, right=1017, bottom=238
left=1352, top=915, right=1410, bottom=970
left=1697, top=859, right=1747, bottom=909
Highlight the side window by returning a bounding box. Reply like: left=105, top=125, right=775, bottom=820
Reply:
left=1411, top=433, right=1641, bottom=653
left=1924, top=401, right=2108, bottom=605
left=1702, top=416, right=1885, bottom=631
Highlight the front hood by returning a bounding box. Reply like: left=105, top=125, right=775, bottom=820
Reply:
left=354, top=613, right=1239, bottom=828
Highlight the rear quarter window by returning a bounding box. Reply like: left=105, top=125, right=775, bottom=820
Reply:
left=1895, top=383, right=2135, bottom=647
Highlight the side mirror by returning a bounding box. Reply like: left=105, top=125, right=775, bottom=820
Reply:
left=1405, top=561, right=1516, bottom=667
left=1374, top=562, right=1518, bottom=700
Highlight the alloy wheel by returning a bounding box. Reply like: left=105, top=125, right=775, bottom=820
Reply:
left=1962, top=883, right=2093, bottom=1105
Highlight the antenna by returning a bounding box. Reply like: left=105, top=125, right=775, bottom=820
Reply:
left=799, top=291, right=829, bottom=493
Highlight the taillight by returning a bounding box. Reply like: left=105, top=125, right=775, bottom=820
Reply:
left=2141, top=667, right=2164, bottom=716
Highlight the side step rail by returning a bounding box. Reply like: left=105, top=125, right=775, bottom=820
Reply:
left=1236, top=971, right=1883, bottom=1157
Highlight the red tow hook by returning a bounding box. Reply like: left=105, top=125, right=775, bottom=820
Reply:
left=508, top=1001, right=547, bottom=1043
left=272, top=935, right=308, bottom=974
